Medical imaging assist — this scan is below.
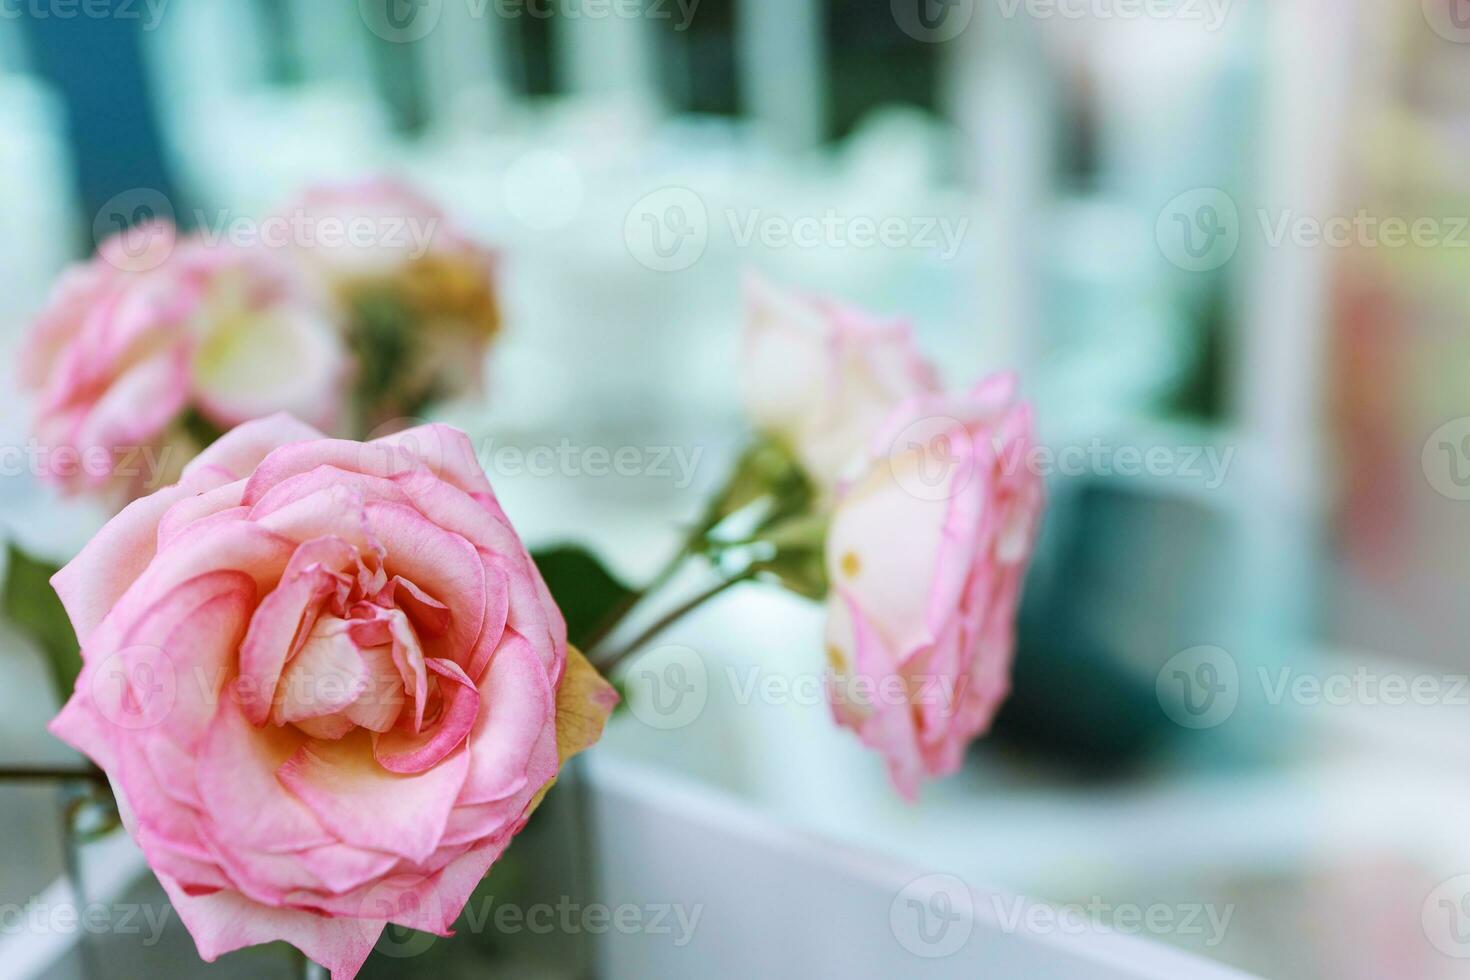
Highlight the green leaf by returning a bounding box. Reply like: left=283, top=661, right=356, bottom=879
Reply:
left=751, top=545, right=828, bottom=600
left=530, top=545, right=637, bottom=651
left=696, top=437, right=813, bottom=541
left=3, top=543, right=81, bottom=702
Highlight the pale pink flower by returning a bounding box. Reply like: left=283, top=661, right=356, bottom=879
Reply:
left=822, top=374, right=1043, bottom=799
left=49, top=415, right=616, bottom=977
left=741, top=274, right=939, bottom=491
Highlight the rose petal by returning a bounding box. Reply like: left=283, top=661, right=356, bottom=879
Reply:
left=238, top=537, right=358, bottom=725
left=278, top=729, right=470, bottom=863
left=155, top=872, right=380, bottom=980
left=272, top=617, right=373, bottom=725
left=364, top=501, right=484, bottom=664
left=197, top=696, right=335, bottom=853
left=459, top=634, right=557, bottom=805
left=183, top=413, right=326, bottom=483
left=374, top=658, right=479, bottom=774
left=51, top=466, right=235, bottom=646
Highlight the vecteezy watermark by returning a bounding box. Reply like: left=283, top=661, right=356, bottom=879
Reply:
left=360, top=880, right=702, bottom=958
left=461, top=897, right=702, bottom=946
left=724, top=210, right=970, bottom=263
left=91, top=192, right=443, bottom=270
left=884, top=419, right=1237, bottom=502
left=1257, top=210, right=1470, bottom=252
left=1156, top=645, right=1240, bottom=730
left=191, top=208, right=440, bottom=259
left=360, top=0, right=699, bottom=43
left=991, top=895, right=1235, bottom=948
left=1158, top=188, right=1470, bottom=272
left=994, top=0, right=1233, bottom=29
left=364, top=419, right=708, bottom=492
left=1425, top=876, right=1470, bottom=958
left=0, top=0, right=169, bottom=30
left=0, top=900, right=173, bottom=946
left=624, top=187, right=970, bottom=273
left=93, top=188, right=177, bottom=270
left=623, top=644, right=709, bottom=730
left=1259, top=666, right=1470, bottom=710
left=1156, top=188, right=1241, bottom=273
left=0, top=440, right=178, bottom=489
left=478, top=438, right=705, bottom=489
left=625, top=187, right=709, bottom=273
left=892, top=0, right=1233, bottom=43
left=1423, top=0, right=1470, bottom=44
left=890, top=874, right=974, bottom=958
left=90, top=646, right=179, bottom=730
left=1423, top=417, right=1470, bottom=501
left=1156, top=647, right=1470, bottom=730
left=727, top=665, right=964, bottom=713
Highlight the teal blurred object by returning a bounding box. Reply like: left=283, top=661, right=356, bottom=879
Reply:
left=993, top=453, right=1312, bottom=774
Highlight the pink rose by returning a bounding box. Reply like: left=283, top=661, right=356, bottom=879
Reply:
left=741, top=274, right=938, bottom=491
left=283, top=179, right=502, bottom=426
left=49, top=415, right=616, bottom=977
left=821, top=374, right=1043, bottom=800
left=20, top=227, right=348, bottom=501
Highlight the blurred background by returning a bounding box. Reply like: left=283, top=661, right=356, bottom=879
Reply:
left=2, top=1, right=1470, bottom=978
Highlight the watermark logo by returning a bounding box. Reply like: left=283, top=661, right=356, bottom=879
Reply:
left=991, top=896, right=1234, bottom=948
left=479, top=437, right=705, bottom=489
left=1424, top=0, right=1470, bottom=43
left=890, top=873, right=973, bottom=958
left=1156, top=645, right=1239, bottom=730
left=361, top=418, right=454, bottom=497
left=0, top=0, right=170, bottom=30
left=1423, top=418, right=1470, bottom=501
left=892, top=0, right=976, bottom=43
left=625, top=188, right=969, bottom=272
left=1156, top=188, right=1239, bottom=273
left=726, top=209, right=968, bottom=261
left=1424, top=876, right=1470, bottom=958
left=94, top=188, right=177, bottom=272
left=886, top=416, right=975, bottom=502
left=625, top=188, right=710, bottom=273
left=90, top=646, right=178, bottom=730
left=0, top=900, right=172, bottom=946
left=359, top=876, right=441, bottom=957
left=1161, top=189, right=1470, bottom=271
left=360, top=0, right=443, bottom=42
left=624, top=644, right=708, bottom=730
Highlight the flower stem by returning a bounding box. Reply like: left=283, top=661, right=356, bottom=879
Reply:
left=578, top=539, right=693, bottom=655
left=592, top=572, right=755, bottom=676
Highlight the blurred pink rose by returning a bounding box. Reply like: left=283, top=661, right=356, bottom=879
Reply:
left=741, top=274, right=939, bottom=491
left=283, top=180, right=502, bottom=427
left=285, top=179, right=485, bottom=279
left=49, top=415, right=616, bottom=978
left=19, top=226, right=348, bottom=501
left=821, top=374, right=1043, bottom=800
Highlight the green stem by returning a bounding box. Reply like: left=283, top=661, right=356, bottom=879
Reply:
left=592, top=571, right=756, bottom=676
left=578, top=538, right=694, bottom=655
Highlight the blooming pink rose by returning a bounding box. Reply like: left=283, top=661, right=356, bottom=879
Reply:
left=283, top=179, right=502, bottom=427
left=741, top=274, right=938, bottom=491
left=20, top=227, right=348, bottom=501
left=821, top=374, right=1043, bottom=800
left=49, top=415, right=616, bottom=977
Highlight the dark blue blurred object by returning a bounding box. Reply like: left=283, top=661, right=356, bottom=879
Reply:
left=19, top=10, right=180, bottom=247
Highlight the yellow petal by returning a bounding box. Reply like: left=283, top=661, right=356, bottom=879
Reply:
left=525, top=645, right=618, bottom=815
